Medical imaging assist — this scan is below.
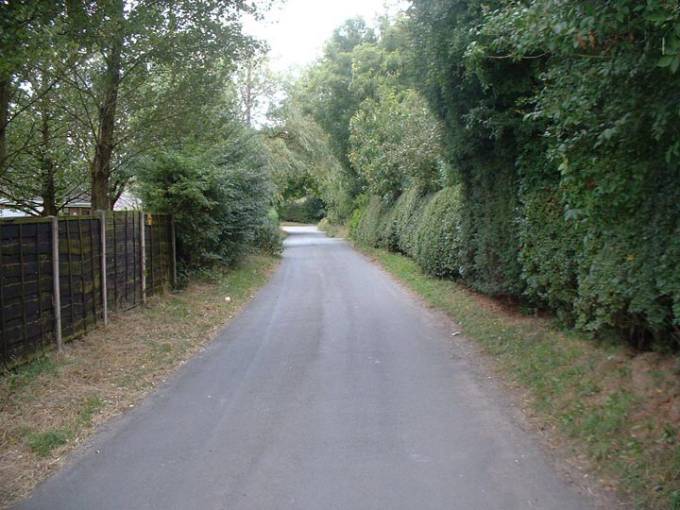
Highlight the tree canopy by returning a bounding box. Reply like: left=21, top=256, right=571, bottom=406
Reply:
left=277, top=2, right=680, bottom=352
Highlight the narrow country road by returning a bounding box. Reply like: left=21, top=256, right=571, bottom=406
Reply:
left=18, top=226, right=596, bottom=510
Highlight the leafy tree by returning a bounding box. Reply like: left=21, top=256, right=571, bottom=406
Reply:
left=295, top=18, right=376, bottom=196
left=0, top=1, right=87, bottom=212
left=286, top=14, right=419, bottom=216
left=1, top=1, right=261, bottom=214
left=235, top=53, right=277, bottom=127
left=65, top=0, right=259, bottom=209
left=0, top=1, right=67, bottom=177
left=349, top=86, right=444, bottom=203
left=0, top=65, right=88, bottom=215
left=263, top=101, right=351, bottom=222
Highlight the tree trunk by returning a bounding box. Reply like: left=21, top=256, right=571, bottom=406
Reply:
left=90, top=1, right=123, bottom=210
left=39, top=106, right=57, bottom=216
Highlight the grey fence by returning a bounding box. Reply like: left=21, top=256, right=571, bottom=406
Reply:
left=0, top=211, right=176, bottom=364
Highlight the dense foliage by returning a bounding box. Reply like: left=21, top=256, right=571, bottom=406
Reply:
left=2, top=1, right=279, bottom=270
left=136, top=129, right=280, bottom=270
left=262, top=100, right=350, bottom=223
left=273, top=14, right=441, bottom=223
left=349, top=87, right=443, bottom=203
left=299, top=3, right=680, bottom=350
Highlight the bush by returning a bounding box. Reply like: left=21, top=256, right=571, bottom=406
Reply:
left=413, top=187, right=462, bottom=278
left=253, top=209, right=283, bottom=256
left=348, top=204, right=364, bottom=238
left=352, top=196, right=387, bottom=247
left=391, top=187, right=431, bottom=257
left=136, top=135, right=274, bottom=270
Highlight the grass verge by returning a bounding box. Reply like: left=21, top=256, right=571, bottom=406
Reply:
left=0, top=254, right=280, bottom=508
left=358, top=244, right=680, bottom=510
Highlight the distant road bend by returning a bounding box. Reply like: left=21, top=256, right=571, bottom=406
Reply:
left=18, top=226, right=596, bottom=510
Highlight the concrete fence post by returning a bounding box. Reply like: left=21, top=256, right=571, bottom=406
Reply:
left=140, top=211, right=147, bottom=304
left=97, top=210, right=108, bottom=326
left=50, top=216, right=63, bottom=352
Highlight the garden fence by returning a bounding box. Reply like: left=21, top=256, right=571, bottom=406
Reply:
left=0, top=211, right=176, bottom=364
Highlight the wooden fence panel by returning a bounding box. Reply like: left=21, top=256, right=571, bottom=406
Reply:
left=58, top=217, right=102, bottom=341
left=144, top=214, right=171, bottom=296
left=1, top=212, right=174, bottom=364
left=106, top=211, right=142, bottom=312
left=0, top=218, right=55, bottom=360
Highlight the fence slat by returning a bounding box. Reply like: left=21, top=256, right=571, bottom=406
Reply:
left=132, top=212, right=144, bottom=305
left=148, top=215, right=154, bottom=295
left=34, top=223, right=44, bottom=344
left=113, top=212, right=118, bottom=308
left=88, top=218, right=97, bottom=325
left=51, top=216, right=62, bottom=352
left=0, top=221, right=5, bottom=360
left=18, top=224, right=27, bottom=347
left=65, top=218, right=75, bottom=335
left=140, top=212, right=146, bottom=304
left=124, top=211, right=129, bottom=306
left=77, top=217, right=87, bottom=334
left=98, top=211, right=108, bottom=326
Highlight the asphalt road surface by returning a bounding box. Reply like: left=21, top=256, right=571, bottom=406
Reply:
left=18, top=226, right=596, bottom=510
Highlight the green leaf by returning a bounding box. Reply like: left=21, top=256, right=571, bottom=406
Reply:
left=657, top=55, right=675, bottom=68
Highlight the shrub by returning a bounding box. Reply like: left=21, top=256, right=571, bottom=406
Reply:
left=352, top=196, right=387, bottom=247
left=348, top=205, right=364, bottom=238
left=391, top=187, right=430, bottom=257
left=136, top=135, right=273, bottom=270
left=413, top=187, right=462, bottom=278
left=253, top=209, right=283, bottom=256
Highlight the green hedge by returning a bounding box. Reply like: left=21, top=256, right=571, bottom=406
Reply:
left=351, top=195, right=387, bottom=247
left=391, top=187, right=431, bottom=257
left=352, top=178, right=680, bottom=349
left=403, top=0, right=680, bottom=351
left=353, top=187, right=461, bottom=278
left=518, top=185, right=578, bottom=324
left=413, top=187, right=461, bottom=278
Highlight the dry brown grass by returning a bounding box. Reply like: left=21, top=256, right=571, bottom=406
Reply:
left=0, top=254, right=279, bottom=508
